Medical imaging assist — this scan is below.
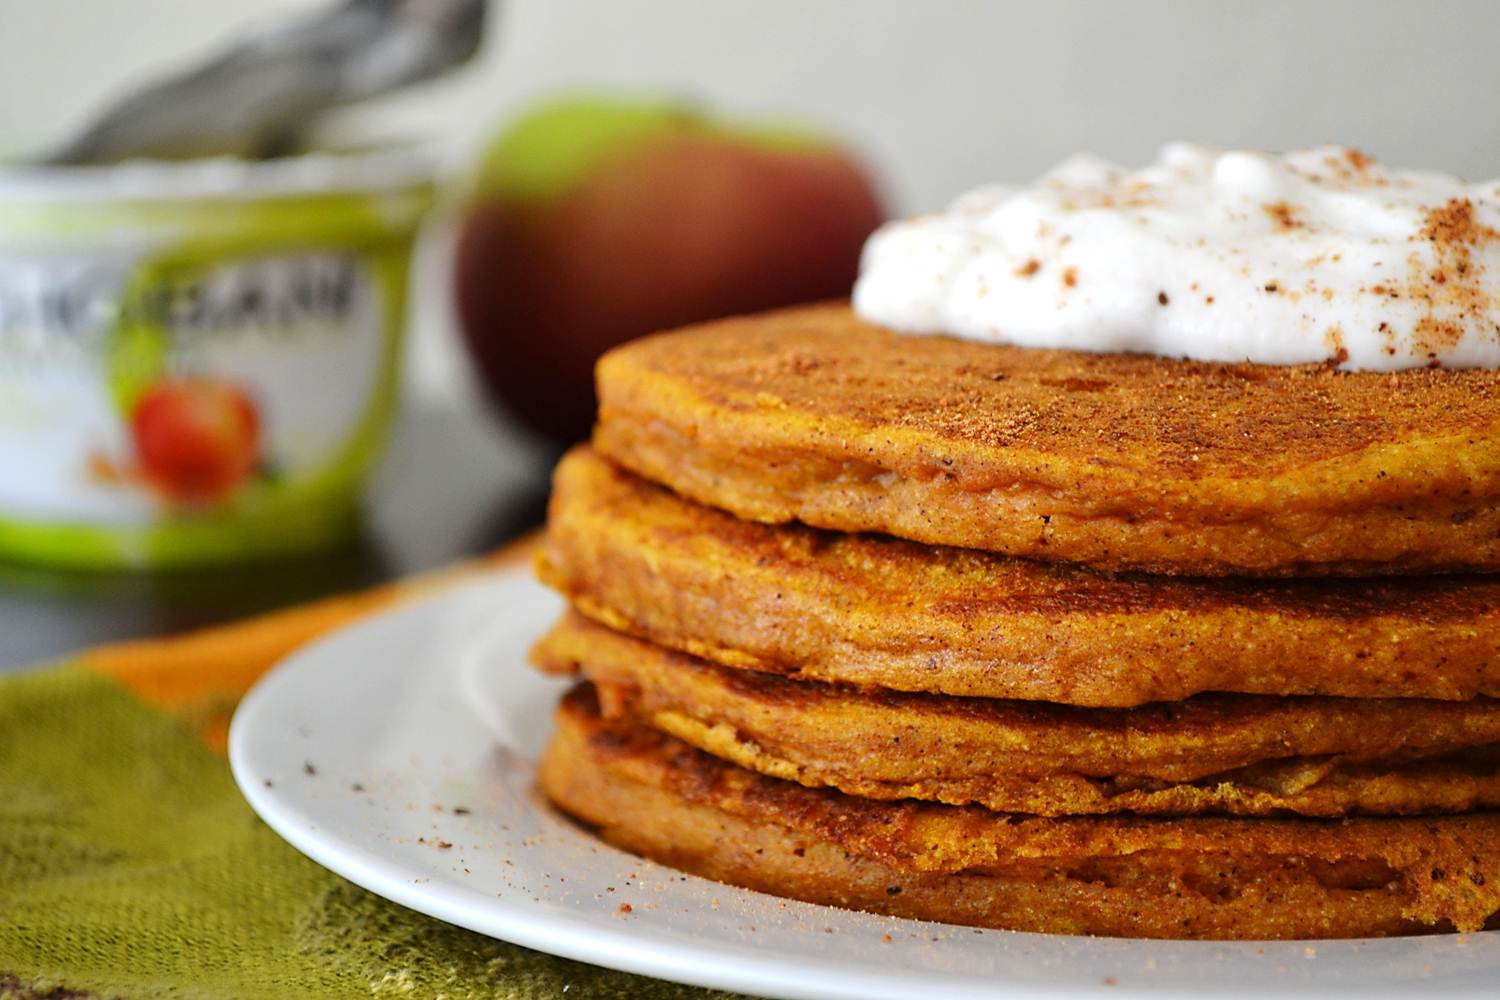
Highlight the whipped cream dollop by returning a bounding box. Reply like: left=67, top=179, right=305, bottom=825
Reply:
left=854, top=143, right=1500, bottom=370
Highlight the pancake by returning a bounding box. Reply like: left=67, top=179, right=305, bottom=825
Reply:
left=534, top=613, right=1500, bottom=818
left=592, top=303, right=1500, bottom=576
left=540, top=686, right=1500, bottom=938
left=540, top=447, right=1500, bottom=706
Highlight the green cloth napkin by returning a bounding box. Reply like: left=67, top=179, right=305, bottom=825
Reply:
left=0, top=645, right=737, bottom=998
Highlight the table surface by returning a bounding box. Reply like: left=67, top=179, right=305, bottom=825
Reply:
left=0, top=401, right=555, bottom=671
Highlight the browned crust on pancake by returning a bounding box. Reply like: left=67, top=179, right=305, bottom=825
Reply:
left=540, top=687, right=1500, bottom=938
left=541, top=447, right=1500, bottom=705
left=534, top=613, right=1500, bottom=817
left=593, top=303, right=1500, bottom=575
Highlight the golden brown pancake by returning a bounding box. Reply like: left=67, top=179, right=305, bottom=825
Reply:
left=540, top=447, right=1500, bottom=706
left=541, top=686, right=1500, bottom=939
left=534, top=613, right=1500, bottom=818
left=592, top=303, right=1500, bottom=576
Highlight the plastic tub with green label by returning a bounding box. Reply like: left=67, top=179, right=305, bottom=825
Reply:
left=0, top=149, right=433, bottom=569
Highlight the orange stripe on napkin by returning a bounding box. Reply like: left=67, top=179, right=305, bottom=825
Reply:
left=81, top=535, right=539, bottom=751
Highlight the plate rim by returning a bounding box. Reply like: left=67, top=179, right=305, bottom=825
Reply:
left=230, top=571, right=1057, bottom=1000
left=229, top=567, right=1500, bottom=1000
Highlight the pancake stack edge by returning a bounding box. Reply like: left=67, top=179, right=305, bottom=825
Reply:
left=525, top=304, right=1500, bottom=940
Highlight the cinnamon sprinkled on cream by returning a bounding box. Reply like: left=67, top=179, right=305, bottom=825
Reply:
left=854, top=144, right=1500, bottom=370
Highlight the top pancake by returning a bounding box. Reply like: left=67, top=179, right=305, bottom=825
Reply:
left=594, top=303, right=1500, bottom=575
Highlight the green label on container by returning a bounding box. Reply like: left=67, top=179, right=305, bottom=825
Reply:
left=0, top=188, right=422, bottom=569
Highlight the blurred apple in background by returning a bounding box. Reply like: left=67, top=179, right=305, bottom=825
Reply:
left=454, top=95, right=886, bottom=446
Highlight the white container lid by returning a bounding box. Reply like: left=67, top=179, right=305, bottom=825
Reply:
left=0, top=145, right=436, bottom=204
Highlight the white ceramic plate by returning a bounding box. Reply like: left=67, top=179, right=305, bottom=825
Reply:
left=229, top=567, right=1500, bottom=1000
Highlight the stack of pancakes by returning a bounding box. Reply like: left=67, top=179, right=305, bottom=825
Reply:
left=530, top=303, right=1500, bottom=939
